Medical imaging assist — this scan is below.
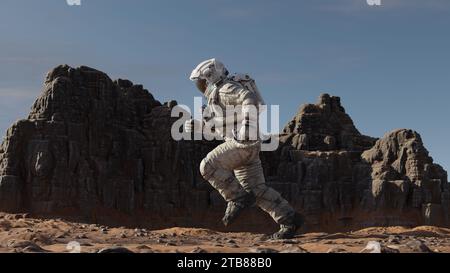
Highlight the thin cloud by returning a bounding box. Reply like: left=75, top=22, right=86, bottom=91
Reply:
left=219, top=7, right=255, bottom=18
left=0, top=87, right=39, bottom=99
left=0, top=87, right=38, bottom=138
left=216, top=2, right=272, bottom=20
left=0, top=57, right=53, bottom=65
left=314, top=0, right=450, bottom=13
left=387, top=0, right=450, bottom=10
left=315, top=0, right=367, bottom=14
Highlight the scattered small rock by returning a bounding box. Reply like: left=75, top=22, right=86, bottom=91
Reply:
left=327, top=247, right=348, bottom=253
left=56, top=233, right=66, bottom=239
left=12, top=214, right=23, bottom=220
left=76, top=234, right=88, bottom=239
left=360, top=241, right=400, bottom=253
left=8, top=240, right=35, bottom=248
left=250, top=248, right=279, bottom=253
left=22, top=245, right=50, bottom=253
left=98, top=246, right=134, bottom=253
left=405, top=240, right=434, bottom=253
left=136, top=245, right=154, bottom=253
left=139, top=249, right=155, bottom=253
left=387, top=235, right=401, bottom=244
left=191, top=247, right=208, bottom=253
left=280, top=246, right=309, bottom=253
left=226, top=239, right=236, bottom=244
left=11, top=213, right=30, bottom=220
left=7, top=240, right=49, bottom=253
left=136, top=245, right=152, bottom=250
left=280, top=240, right=298, bottom=245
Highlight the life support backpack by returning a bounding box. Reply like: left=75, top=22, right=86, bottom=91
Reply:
left=229, top=73, right=266, bottom=106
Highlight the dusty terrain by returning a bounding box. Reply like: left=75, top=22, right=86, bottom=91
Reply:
left=1, top=212, right=450, bottom=253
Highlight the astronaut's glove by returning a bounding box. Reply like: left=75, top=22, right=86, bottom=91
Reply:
left=184, top=119, right=204, bottom=134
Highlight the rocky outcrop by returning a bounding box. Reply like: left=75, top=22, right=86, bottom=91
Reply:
left=0, top=65, right=448, bottom=232
left=362, top=129, right=449, bottom=226
left=0, top=65, right=218, bottom=228
left=281, top=93, right=376, bottom=152
left=262, top=96, right=448, bottom=229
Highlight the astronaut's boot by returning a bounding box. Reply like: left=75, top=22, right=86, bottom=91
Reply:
left=271, top=212, right=305, bottom=240
left=222, top=193, right=256, bottom=226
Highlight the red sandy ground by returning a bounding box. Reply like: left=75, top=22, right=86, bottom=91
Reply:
left=1, top=212, right=449, bottom=253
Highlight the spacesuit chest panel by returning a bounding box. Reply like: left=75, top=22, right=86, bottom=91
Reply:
left=207, top=82, right=243, bottom=116
left=203, top=81, right=247, bottom=139
left=218, top=82, right=245, bottom=106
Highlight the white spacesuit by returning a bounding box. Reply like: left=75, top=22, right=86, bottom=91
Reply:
left=186, top=59, right=304, bottom=239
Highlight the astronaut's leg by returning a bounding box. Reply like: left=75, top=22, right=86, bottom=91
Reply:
left=200, top=159, right=247, bottom=202
left=199, top=142, right=248, bottom=202
left=234, top=151, right=305, bottom=239
left=200, top=141, right=257, bottom=226
left=200, top=142, right=255, bottom=226
left=234, top=158, right=295, bottom=224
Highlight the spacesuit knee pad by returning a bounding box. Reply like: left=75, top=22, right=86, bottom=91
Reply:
left=200, top=159, right=233, bottom=183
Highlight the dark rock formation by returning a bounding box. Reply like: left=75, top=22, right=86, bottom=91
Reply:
left=0, top=65, right=218, bottom=228
left=281, top=93, right=376, bottom=152
left=0, top=65, right=448, bottom=232
left=362, top=129, right=449, bottom=226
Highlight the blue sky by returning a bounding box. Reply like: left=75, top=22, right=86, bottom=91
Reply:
left=0, top=0, right=449, bottom=171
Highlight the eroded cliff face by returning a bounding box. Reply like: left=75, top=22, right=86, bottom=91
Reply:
left=0, top=65, right=448, bottom=232
left=281, top=93, right=376, bottom=152
left=362, top=129, right=449, bottom=226
left=0, top=65, right=218, bottom=228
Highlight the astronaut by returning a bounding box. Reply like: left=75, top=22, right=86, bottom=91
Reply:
left=185, top=58, right=304, bottom=239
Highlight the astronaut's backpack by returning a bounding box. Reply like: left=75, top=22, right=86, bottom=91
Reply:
left=229, top=73, right=266, bottom=106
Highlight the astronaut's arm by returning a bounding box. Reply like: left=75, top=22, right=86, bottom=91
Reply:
left=237, top=91, right=260, bottom=142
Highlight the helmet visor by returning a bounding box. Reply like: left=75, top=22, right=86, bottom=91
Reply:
left=194, top=79, right=208, bottom=93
